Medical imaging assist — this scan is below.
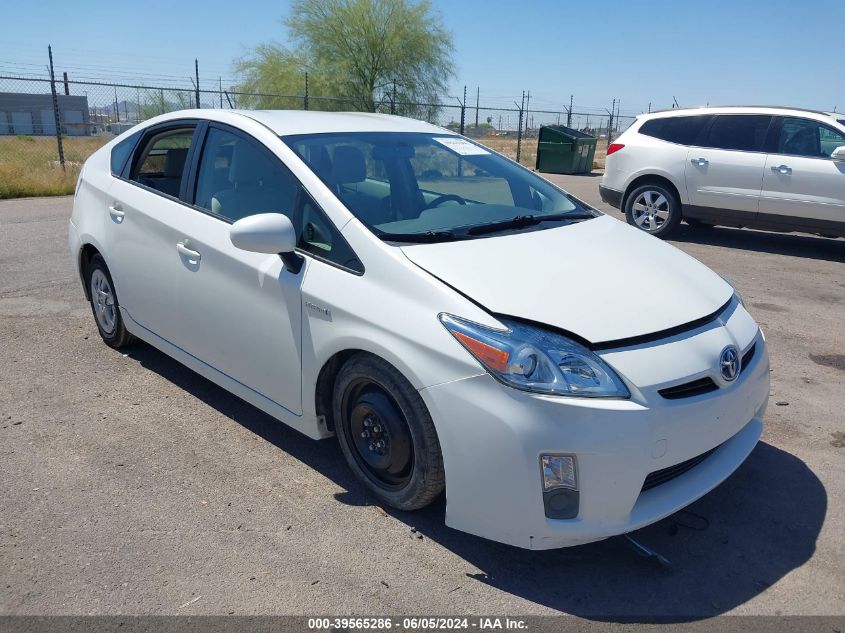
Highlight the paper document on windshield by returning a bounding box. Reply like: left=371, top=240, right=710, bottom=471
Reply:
left=433, top=137, right=491, bottom=155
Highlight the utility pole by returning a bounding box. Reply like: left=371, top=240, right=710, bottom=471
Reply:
left=525, top=90, right=531, bottom=137
left=606, top=98, right=616, bottom=148
left=475, top=86, right=479, bottom=129
left=515, top=91, right=525, bottom=163
left=47, top=45, right=65, bottom=169
left=194, top=59, right=201, bottom=108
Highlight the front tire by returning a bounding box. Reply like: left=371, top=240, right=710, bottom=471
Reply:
left=625, top=183, right=681, bottom=238
left=86, top=253, right=134, bottom=349
left=333, top=354, right=445, bottom=511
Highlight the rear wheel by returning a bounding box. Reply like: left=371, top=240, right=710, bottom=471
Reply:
left=333, top=354, right=444, bottom=510
left=86, top=254, right=134, bottom=349
left=625, top=183, right=681, bottom=238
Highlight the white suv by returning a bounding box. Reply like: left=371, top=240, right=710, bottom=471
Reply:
left=600, top=106, right=845, bottom=238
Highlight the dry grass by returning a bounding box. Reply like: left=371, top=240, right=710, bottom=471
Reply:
left=0, top=136, right=110, bottom=199
left=475, top=135, right=609, bottom=170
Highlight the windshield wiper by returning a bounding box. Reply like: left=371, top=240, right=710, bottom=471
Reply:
left=378, top=230, right=465, bottom=243
left=467, top=212, right=594, bottom=236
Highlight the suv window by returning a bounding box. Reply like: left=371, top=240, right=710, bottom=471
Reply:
left=132, top=128, right=194, bottom=197
left=639, top=115, right=709, bottom=145
left=777, top=117, right=845, bottom=158
left=702, top=115, right=771, bottom=152
left=194, top=126, right=298, bottom=223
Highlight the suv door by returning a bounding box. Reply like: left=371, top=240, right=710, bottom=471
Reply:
left=684, top=114, right=772, bottom=221
left=106, top=122, right=200, bottom=342
left=760, top=116, right=845, bottom=233
left=175, top=124, right=306, bottom=415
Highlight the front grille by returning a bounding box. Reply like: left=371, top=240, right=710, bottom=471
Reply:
left=741, top=343, right=756, bottom=374
left=641, top=446, right=718, bottom=492
left=658, top=377, right=719, bottom=400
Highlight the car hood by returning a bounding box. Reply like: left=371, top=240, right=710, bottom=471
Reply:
left=401, top=215, right=733, bottom=345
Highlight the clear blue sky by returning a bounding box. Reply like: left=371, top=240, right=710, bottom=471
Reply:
left=1, top=0, right=842, bottom=116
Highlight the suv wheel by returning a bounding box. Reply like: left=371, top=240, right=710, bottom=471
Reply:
left=625, top=184, right=681, bottom=238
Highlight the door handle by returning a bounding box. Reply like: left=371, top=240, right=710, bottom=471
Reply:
left=108, top=205, right=125, bottom=223
left=690, top=157, right=709, bottom=166
left=176, top=241, right=202, bottom=262
left=771, top=164, right=792, bottom=175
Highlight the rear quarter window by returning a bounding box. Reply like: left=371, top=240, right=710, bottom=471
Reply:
left=110, top=131, right=141, bottom=176
left=638, top=115, right=709, bottom=145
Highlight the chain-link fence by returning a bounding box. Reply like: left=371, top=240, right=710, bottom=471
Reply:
left=0, top=71, right=637, bottom=198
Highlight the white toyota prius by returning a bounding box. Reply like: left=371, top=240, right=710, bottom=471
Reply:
left=69, top=109, right=769, bottom=549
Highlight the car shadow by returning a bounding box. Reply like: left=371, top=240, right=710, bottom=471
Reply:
left=672, top=224, right=845, bottom=263
left=126, top=342, right=827, bottom=621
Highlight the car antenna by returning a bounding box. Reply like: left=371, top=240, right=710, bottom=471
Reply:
left=623, top=534, right=673, bottom=571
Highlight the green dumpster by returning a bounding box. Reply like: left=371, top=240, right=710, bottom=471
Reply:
left=535, top=125, right=597, bottom=174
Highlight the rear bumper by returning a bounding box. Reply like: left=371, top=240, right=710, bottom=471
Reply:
left=599, top=184, right=623, bottom=209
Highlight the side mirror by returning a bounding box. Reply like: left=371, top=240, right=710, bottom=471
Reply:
left=230, top=213, right=303, bottom=273
left=831, top=146, right=845, bottom=162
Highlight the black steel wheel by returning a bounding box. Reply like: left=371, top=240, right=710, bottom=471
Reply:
left=333, top=353, right=444, bottom=510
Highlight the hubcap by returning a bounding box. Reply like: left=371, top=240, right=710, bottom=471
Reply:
left=90, top=269, right=117, bottom=334
left=342, top=382, right=413, bottom=490
left=632, top=190, right=670, bottom=232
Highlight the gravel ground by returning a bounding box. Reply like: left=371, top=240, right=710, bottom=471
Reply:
left=1, top=179, right=843, bottom=620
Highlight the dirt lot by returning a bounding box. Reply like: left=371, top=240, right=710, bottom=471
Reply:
left=1, top=181, right=843, bottom=620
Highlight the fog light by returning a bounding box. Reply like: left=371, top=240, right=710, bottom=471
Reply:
left=540, top=454, right=577, bottom=491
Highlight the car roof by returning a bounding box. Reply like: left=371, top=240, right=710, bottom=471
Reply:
left=642, top=105, right=840, bottom=122
left=143, top=108, right=450, bottom=136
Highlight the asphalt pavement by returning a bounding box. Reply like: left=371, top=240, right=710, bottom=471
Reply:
left=1, top=178, right=843, bottom=619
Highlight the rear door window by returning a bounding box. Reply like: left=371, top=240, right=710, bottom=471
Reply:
left=639, top=115, right=709, bottom=145
left=131, top=128, right=195, bottom=198
left=702, top=115, right=772, bottom=152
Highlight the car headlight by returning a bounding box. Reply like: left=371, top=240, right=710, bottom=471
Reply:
left=439, top=314, right=630, bottom=398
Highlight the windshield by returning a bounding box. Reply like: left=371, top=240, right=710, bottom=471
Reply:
left=283, top=132, right=594, bottom=242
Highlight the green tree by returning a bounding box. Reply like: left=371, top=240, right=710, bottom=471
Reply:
left=235, top=0, right=454, bottom=113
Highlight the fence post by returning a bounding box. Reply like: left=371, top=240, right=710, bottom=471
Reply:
left=304, top=72, right=309, bottom=110
left=47, top=45, right=65, bottom=171
left=459, top=85, right=466, bottom=135
left=62, top=71, right=69, bottom=95
left=390, top=80, right=396, bottom=115
left=567, top=95, right=573, bottom=127
left=194, top=59, right=200, bottom=108
left=607, top=98, right=616, bottom=149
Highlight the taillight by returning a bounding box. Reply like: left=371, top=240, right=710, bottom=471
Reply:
left=607, top=143, right=625, bottom=156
